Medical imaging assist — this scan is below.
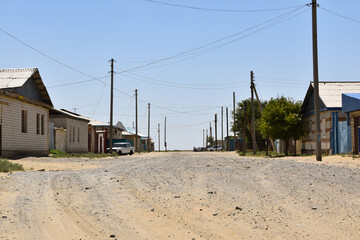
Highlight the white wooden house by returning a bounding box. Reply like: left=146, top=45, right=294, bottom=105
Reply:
left=0, top=68, right=53, bottom=158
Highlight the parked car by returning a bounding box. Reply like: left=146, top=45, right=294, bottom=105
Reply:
left=107, top=142, right=134, bottom=155
left=208, top=145, right=223, bottom=151
left=194, top=147, right=206, bottom=152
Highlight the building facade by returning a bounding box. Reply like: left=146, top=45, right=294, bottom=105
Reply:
left=0, top=68, right=53, bottom=158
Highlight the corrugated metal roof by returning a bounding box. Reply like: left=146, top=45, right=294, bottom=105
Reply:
left=0, top=68, right=37, bottom=89
left=50, top=108, right=90, bottom=122
left=342, top=93, right=360, bottom=113
left=125, top=126, right=147, bottom=137
left=312, top=82, right=360, bottom=108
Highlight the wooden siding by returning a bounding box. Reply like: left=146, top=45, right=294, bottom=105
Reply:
left=301, top=110, right=346, bottom=154
left=0, top=94, right=49, bottom=156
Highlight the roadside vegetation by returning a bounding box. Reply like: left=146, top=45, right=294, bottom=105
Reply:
left=49, top=150, right=117, bottom=158
left=0, top=159, right=24, bottom=173
left=238, top=150, right=286, bottom=158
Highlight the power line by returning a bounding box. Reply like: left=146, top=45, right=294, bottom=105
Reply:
left=144, top=0, right=306, bottom=13
left=115, top=5, right=309, bottom=75
left=120, top=71, right=243, bottom=87
left=320, top=6, right=360, bottom=24
left=121, top=72, right=248, bottom=90
left=0, top=27, right=102, bottom=80
left=47, top=75, right=109, bottom=88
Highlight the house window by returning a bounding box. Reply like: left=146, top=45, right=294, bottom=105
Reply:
left=69, top=125, right=72, bottom=142
left=41, top=115, right=44, bottom=135
left=36, top=114, right=40, bottom=135
left=72, top=126, right=75, bottom=142
left=21, top=110, right=27, bottom=133
left=77, top=127, right=80, bottom=142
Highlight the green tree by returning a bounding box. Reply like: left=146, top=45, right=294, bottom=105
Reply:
left=206, top=136, right=214, bottom=147
left=258, top=96, right=305, bottom=155
left=232, top=99, right=267, bottom=150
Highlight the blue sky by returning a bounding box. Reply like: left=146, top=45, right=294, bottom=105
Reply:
left=1, top=0, right=359, bottom=150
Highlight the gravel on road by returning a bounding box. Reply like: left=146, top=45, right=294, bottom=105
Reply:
left=0, top=152, right=359, bottom=240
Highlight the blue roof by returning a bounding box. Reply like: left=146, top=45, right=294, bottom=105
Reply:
left=342, top=93, right=360, bottom=113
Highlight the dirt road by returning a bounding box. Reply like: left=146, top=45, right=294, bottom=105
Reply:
left=0, top=152, right=359, bottom=240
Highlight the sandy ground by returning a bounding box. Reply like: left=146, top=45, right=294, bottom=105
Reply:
left=0, top=152, right=359, bottom=240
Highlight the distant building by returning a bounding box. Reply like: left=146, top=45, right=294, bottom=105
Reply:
left=49, top=109, right=90, bottom=153
left=0, top=68, right=53, bottom=157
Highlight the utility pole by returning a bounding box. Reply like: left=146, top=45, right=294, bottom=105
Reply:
left=215, top=114, right=218, bottom=150
left=251, top=71, right=256, bottom=155
left=158, top=123, right=160, bottom=152
left=312, top=0, right=322, bottom=161
left=109, top=59, right=114, bottom=153
left=221, top=106, right=224, bottom=150
left=135, top=89, right=138, bottom=153
left=233, top=92, right=236, bottom=150
left=209, top=122, right=212, bottom=146
left=203, top=129, right=205, bottom=148
left=206, top=129, right=208, bottom=148
left=243, top=101, right=247, bottom=155
left=226, top=107, right=229, bottom=151
left=164, top=117, right=167, bottom=151
left=148, top=103, right=150, bottom=153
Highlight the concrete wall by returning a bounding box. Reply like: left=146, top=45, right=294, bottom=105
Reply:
left=0, top=94, right=49, bottom=158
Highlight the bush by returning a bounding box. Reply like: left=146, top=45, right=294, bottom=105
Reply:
left=0, top=159, right=24, bottom=173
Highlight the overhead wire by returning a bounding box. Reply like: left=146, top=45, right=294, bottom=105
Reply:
left=115, top=5, right=309, bottom=75
left=121, top=72, right=248, bottom=90
left=144, top=0, right=306, bottom=13
left=120, top=70, right=242, bottom=87
left=319, top=6, right=360, bottom=24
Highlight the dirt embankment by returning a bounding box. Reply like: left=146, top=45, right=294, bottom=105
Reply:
left=0, top=152, right=359, bottom=240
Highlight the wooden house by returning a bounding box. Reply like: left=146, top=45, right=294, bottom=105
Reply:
left=301, top=82, right=360, bottom=154
left=0, top=68, right=53, bottom=158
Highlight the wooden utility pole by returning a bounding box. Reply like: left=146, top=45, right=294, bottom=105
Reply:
left=226, top=107, right=229, bottom=151
left=209, top=122, right=212, bottom=146
left=206, top=129, right=208, bottom=148
left=233, top=92, right=236, bottom=150
left=253, top=84, right=276, bottom=152
left=251, top=71, right=256, bottom=154
left=203, top=129, right=205, bottom=148
left=221, top=106, right=224, bottom=150
left=243, top=101, right=247, bottom=155
left=158, top=123, right=160, bottom=152
left=312, top=0, right=322, bottom=161
left=135, top=89, right=138, bottom=153
left=215, top=114, right=218, bottom=150
left=109, top=59, right=114, bottom=153
left=148, top=103, right=150, bottom=153
left=164, top=117, right=167, bottom=151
